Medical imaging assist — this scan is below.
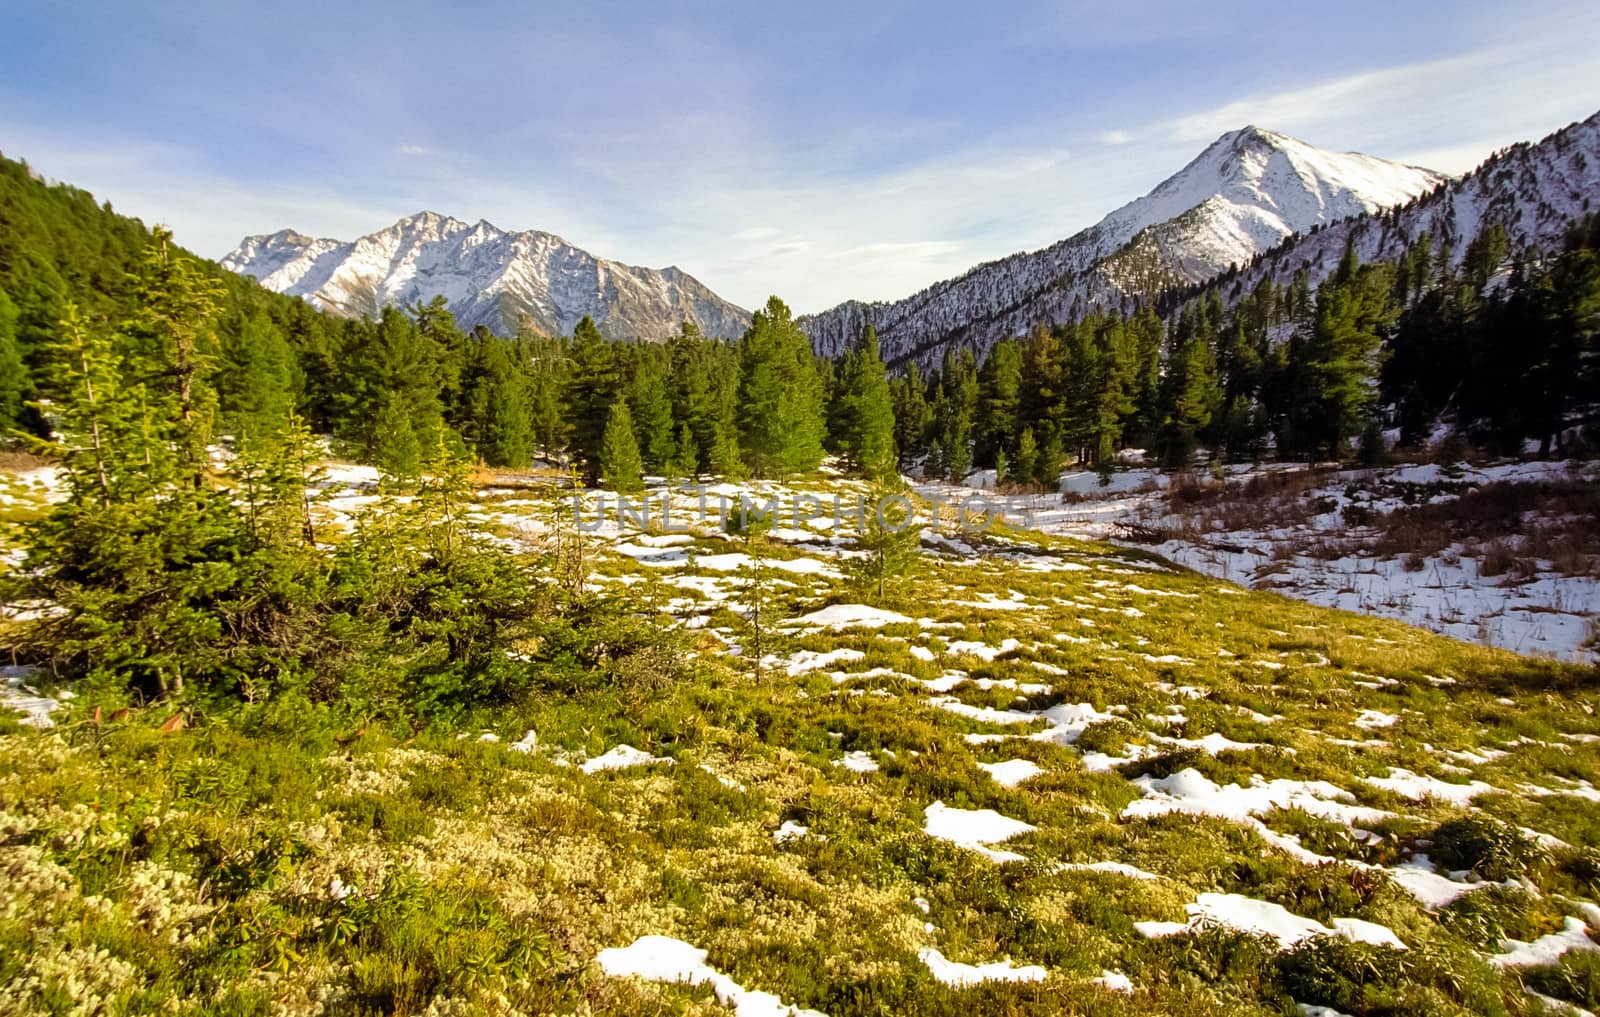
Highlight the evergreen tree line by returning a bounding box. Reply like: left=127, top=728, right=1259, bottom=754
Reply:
left=893, top=216, right=1600, bottom=480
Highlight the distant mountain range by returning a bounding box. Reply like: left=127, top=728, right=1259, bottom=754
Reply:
left=222, top=212, right=751, bottom=340
left=223, top=112, right=1600, bottom=363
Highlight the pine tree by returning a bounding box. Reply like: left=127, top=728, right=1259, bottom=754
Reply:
left=1158, top=328, right=1222, bottom=467
left=375, top=392, right=422, bottom=483
left=1033, top=429, right=1064, bottom=489
left=122, top=227, right=225, bottom=486
left=975, top=340, right=1021, bottom=467
left=565, top=315, right=620, bottom=483
left=219, top=312, right=298, bottom=444
left=1287, top=253, right=1396, bottom=460
left=1014, top=427, right=1038, bottom=489
left=0, top=287, right=29, bottom=433
left=626, top=350, right=676, bottom=470
left=600, top=398, right=645, bottom=493
left=827, top=325, right=898, bottom=482
left=890, top=362, right=934, bottom=471
left=665, top=421, right=700, bottom=482
left=846, top=488, right=922, bottom=601
left=417, top=427, right=475, bottom=562
left=931, top=349, right=977, bottom=480
left=738, top=296, right=825, bottom=477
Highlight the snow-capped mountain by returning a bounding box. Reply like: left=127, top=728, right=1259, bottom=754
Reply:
left=1173, top=111, right=1600, bottom=311
left=222, top=212, right=751, bottom=340
left=800, top=127, right=1449, bottom=365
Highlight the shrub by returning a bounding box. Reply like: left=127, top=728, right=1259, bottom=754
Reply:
left=1277, top=936, right=1409, bottom=1015
left=1073, top=718, right=1137, bottom=755
left=1119, top=747, right=1205, bottom=781
left=1523, top=949, right=1600, bottom=1011
left=1430, top=815, right=1545, bottom=881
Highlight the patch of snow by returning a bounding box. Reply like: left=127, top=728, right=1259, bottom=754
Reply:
left=597, top=935, right=827, bottom=1017
left=1490, top=917, right=1598, bottom=969
left=923, top=801, right=1036, bottom=863
left=978, top=759, right=1043, bottom=787
left=581, top=744, right=673, bottom=774
left=784, top=605, right=914, bottom=631
left=917, top=948, right=1046, bottom=988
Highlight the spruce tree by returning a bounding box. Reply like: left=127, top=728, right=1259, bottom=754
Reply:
left=626, top=350, right=676, bottom=470
left=600, top=398, right=645, bottom=493
left=738, top=296, right=825, bottom=477
left=565, top=315, right=620, bottom=483
left=828, top=325, right=898, bottom=482
left=0, top=287, right=28, bottom=433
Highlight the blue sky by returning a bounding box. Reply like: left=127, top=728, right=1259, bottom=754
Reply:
left=3, top=1, right=1598, bottom=312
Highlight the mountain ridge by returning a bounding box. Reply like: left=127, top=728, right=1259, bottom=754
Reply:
left=223, top=212, right=752, bottom=341
left=799, top=127, right=1450, bottom=366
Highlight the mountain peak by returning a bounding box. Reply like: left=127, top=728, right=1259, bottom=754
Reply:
left=223, top=213, right=749, bottom=341
left=800, top=124, right=1451, bottom=366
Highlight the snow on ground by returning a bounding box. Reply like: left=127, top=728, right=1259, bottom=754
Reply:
left=579, top=744, right=674, bottom=774
left=917, top=948, right=1047, bottom=988
left=597, top=935, right=827, bottom=1017
left=1136, top=892, right=1406, bottom=950
left=919, top=459, right=1600, bottom=663
left=1090, top=970, right=1134, bottom=992
left=1489, top=917, right=1600, bottom=968
left=835, top=750, right=880, bottom=774
left=0, top=665, right=62, bottom=728
left=783, top=605, right=915, bottom=631
left=1363, top=767, right=1496, bottom=807
left=978, top=759, right=1043, bottom=787
left=922, top=801, right=1036, bottom=863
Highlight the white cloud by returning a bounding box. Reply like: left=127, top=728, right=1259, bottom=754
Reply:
left=733, top=226, right=782, bottom=241
left=1098, top=129, right=1133, bottom=146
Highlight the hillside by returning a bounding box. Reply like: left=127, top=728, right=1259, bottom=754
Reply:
left=800, top=127, right=1448, bottom=367
left=223, top=212, right=752, bottom=340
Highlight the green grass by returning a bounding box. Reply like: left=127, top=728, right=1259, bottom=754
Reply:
left=2, top=475, right=1598, bottom=1015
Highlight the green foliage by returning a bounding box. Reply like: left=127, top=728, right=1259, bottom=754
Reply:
left=600, top=398, right=645, bottom=493
left=827, top=325, right=898, bottom=482
left=845, top=487, right=922, bottom=601
left=1429, top=814, right=1545, bottom=881
left=738, top=296, right=826, bottom=478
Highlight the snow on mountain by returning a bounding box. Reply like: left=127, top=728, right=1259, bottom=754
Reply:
left=1178, top=111, right=1600, bottom=310
left=222, top=212, right=750, bottom=340
left=800, top=126, right=1448, bottom=366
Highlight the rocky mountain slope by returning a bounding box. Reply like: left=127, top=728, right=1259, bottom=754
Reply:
left=800, top=127, right=1449, bottom=366
left=1175, top=110, right=1600, bottom=310
left=223, top=211, right=751, bottom=340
